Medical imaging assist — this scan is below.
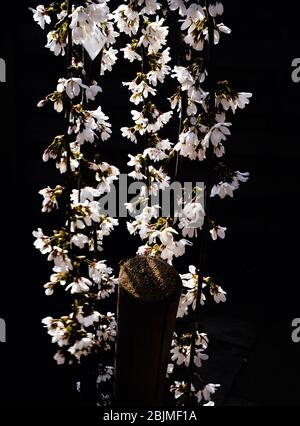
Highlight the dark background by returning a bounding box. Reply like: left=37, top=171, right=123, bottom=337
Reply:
left=0, top=0, right=299, bottom=406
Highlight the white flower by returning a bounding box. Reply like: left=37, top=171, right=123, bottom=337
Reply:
left=123, top=80, right=157, bottom=105
left=210, top=182, right=235, bottom=199
left=211, top=171, right=249, bottom=199
left=146, top=49, right=171, bottom=86
left=121, top=127, right=138, bottom=143
left=148, top=166, right=170, bottom=195
left=196, top=332, right=209, bottom=349
left=181, top=4, right=206, bottom=51
left=214, top=24, right=231, bottom=45
left=210, top=225, right=227, bottom=241
left=159, top=227, right=178, bottom=246
left=180, top=265, right=197, bottom=287
left=69, top=6, right=91, bottom=45
left=97, top=366, right=114, bottom=383
left=121, top=44, right=142, bottom=62
left=171, top=344, right=190, bottom=367
left=76, top=308, right=101, bottom=328
left=177, top=295, right=189, bottom=318
left=42, top=317, right=70, bottom=347
left=217, top=91, right=252, bottom=113
left=172, top=66, right=194, bottom=91
left=97, top=312, right=117, bottom=348
left=182, top=3, right=205, bottom=32
left=234, top=171, right=250, bottom=185
left=194, top=348, right=209, bottom=368
left=234, top=92, right=252, bottom=110
left=139, top=17, right=168, bottom=54
left=33, top=228, right=52, bottom=254
left=195, top=383, right=220, bottom=403
left=39, top=185, right=63, bottom=212
left=203, top=384, right=220, bottom=401
left=69, top=3, right=110, bottom=45
left=114, top=5, right=140, bottom=36
left=46, top=31, right=66, bottom=56
left=57, top=77, right=83, bottom=99
left=89, top=260, right=113, bottom=285
left=30, top=5, right=51, bottom=29
left=161, top=238, right=192, bottom=264
left=211, top=286, right=227, bottom=304
left=202, top=123, right=231, bottom=149
left=71, top=200, right=102, bottom=230
left=166, top=363, right=174, bottom=377
left=91, top=106, right=112, bottom=141
left=179, top=202, right=205, bottom=237
left=171, top=381, right=189, bottom=400
left=44, top=272, right=67, bottom=296
left=54, top=350, right=65, bottom=365
left=54, top=97, right=64, bottom=113
left=139, top=0, right=161, bottom=15
left=66, top=277, right=93, bottom=294
left=127, top=154, right=145, bottom=180
left=48, top=247, right=73, bottom=273
left=41, top=316, right=53, bottom=327
left=68, top=335, right=95, bottom=360
left=147, top=111, right=173, bottom=132
left=101, top=47, right=118, bottom=75
left=71, top=233, right=89, bottom=249
left=208, top=2, right=224, bottom=17
left=167, top=0, right=187, bottom=16
left=85, top=82, right=102, bottom=102
left=95, top=163, right=119, bottom=194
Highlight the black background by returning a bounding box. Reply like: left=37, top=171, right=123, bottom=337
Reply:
left=0, top=0, right=300, bottom=406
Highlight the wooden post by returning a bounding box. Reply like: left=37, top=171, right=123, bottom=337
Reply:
left=114, top=256, right=182, bottom=407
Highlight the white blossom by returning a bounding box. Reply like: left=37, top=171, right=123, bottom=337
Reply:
left=48, top=247, right=73, bottom=273
left=33, top=228, right=52, bottom=254
left=65, top=276, right=93, bottom=294
left=39, top=185, right=63, bottom=213
left=101, top=47, right=118, bottom=75
left=210, top=225, right=227, bottom=241
left=30, top=5, right=51, bottom=29
left=68, top=335, right=95, bottom=360
left=46, top=31, right=66, bottom=56
left=114, top=5, right=140, bottom=36
left=196, top=384, right=220, bottom=403
left=208, top=2, right=224, bottom=17
left=139, top=17, right=168, bottom=54
left=76, top=307, right=101, bottom=328
left=211, top=285, right=227, bottom=304
left=71, top=233, right=89, bottom=249
left=167, top=0, right=187, bottom=16
left=121, top=44, right=142, bottom=62
left=97, top=366, right=114, bottom=383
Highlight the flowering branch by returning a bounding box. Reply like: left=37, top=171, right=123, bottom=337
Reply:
left=32, top=0, right=120, bottom=405
left=32, top=0, right=252, bottom=407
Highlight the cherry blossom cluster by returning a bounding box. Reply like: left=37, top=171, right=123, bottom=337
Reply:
left=168, top=265, right=226, bottom=405
left=31, top=0, right=120, bottom=404
left=31, top=0, right=251, bottom=408
left=164, top=0, right=250, bottom=406
left=116, top=0, right=200, bottom=264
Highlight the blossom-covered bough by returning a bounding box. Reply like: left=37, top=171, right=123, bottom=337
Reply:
left=32, top=0, right=251, bottom=406
left=32, top=0, right=120, bottom=405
